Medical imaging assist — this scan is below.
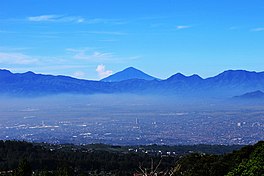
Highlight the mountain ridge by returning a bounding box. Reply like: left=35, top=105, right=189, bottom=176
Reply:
left=101, top=67, right=157, bottom=82
left=233, top=90, right=264, bottom=99
left=1, top=68, right=264, bottom=98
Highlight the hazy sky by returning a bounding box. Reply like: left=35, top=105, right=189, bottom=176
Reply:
left=1, top=0, right=264, bottom=80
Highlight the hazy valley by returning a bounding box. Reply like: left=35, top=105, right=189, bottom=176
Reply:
left=0, top=94, right=263, bottom=146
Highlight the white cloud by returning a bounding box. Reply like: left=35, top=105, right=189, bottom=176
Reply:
left=76, top=51, right=112, bottom=60
left=176, top=25, right=191, bottom=30
left=72, top=71, right=86, bottom=79
left=0, top=52, right=38, bottom=64
left=27, top=15, right=125, bottom=25
left=251, top=28, right=264, bottom=32
left=96, top=64, right=113, bottom=79
left=28, top=15, right=60, bottom=22
left=67, top=48, right=113, bottom=61
left=98, top=39, right=118, bottom=42
left=0, top=46, right=32, bottom=52
left=27, top=14, right=85, bottom=23
left=5, top=65, right=89, bottom=72
left=84, top=18, right=125, bottom=25
left=77, top=18, right=85, bottom=23
left=80, top=31, right=126, bottom=35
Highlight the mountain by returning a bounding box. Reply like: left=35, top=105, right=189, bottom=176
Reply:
left=101, top=67, right=157, bottom=82
left=1, top=68, right=264, bottom=98
left=0, top=69, right=113, bottom=96
left=207, top=70, right=264, bottom=85
left=202, top=70, right=264, bottom=97
left=166, top=73, right=203, bottom=84
left=233, top=90, right=264, bottom=99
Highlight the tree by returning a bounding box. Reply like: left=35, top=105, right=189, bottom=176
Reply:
left=55, top=166, right=74, bottom=176
left=226, top=141, right=264, bottom=176
left=13, top=159, right=32, bottom=176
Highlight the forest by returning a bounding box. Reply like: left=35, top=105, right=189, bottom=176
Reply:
left=0, top=140, right=263, bottom=176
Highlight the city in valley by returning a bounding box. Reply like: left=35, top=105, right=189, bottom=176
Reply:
left=1, top=95, right=263, bottom=146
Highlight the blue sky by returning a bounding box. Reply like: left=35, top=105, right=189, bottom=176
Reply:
left=1, top=0, right=264, bottom=80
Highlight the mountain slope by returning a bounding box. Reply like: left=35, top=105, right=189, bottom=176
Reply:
left=101, top=67, right=157, bottom=82
left=0, top=69, right=113, bottom=96
left=1, top=69, right=264, bottom=98
left=202, top=70, right=264, bottom=97
left=207, top=70, right=264, bottom=85
left=233, top=90, right=264, bottom=99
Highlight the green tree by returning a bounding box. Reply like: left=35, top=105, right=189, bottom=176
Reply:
left=13, top=159, right=32, bottom=176
left=226, top=142, right=264, bottom=176
left=55, top=167, right=74, bottom=176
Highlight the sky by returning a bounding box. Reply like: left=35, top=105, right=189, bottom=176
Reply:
left=0, top=0, right=264, bottom=80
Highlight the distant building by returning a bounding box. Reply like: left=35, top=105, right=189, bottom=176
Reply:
left=136, top=118, right=139, bottom=125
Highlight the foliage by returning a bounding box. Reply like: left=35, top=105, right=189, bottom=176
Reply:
left=226, top=141, right=264, bottom=176
left=0, top=140, right=263, bottom=176
left=171, top=141, right=264, bottom=176
left=12, top=159, right=32, bottom=176
left=0, top=140, right=176, bottom=176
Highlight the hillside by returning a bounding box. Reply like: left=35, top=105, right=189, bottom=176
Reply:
left=0, top=140, right=263, bottom=176
left=1, top=69, right=264, bottom=98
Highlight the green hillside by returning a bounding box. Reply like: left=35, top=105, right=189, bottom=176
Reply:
left=0, top=140, right=263, bottom=176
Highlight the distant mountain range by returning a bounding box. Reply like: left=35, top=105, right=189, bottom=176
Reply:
left=101, top=67, right=157, bottom=82
left=1, top=68, right=264, bottom=98
left=233, top=90, right=264, bottom=100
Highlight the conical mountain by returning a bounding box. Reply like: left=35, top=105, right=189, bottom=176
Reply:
left=101, top=67, right=157, bottom=82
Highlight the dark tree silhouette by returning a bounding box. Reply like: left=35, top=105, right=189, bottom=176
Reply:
left=12, top=159, right=32, bottom=176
